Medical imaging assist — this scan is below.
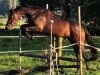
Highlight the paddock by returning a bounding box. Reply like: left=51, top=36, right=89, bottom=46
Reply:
left=0, top=30, right=100, bottom=75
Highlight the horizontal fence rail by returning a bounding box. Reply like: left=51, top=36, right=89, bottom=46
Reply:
left=0, top=36, right=99, bottom=38
left=0, top=35, right=100, bottom=54
left=0, top=35, right=47, bottom=38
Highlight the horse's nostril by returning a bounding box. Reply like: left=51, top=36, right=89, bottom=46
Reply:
left=5, top=26, right=11, bottom=30
left=5, top=26, right=8, bottom=30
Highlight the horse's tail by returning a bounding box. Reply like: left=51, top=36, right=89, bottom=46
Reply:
left=82, top=25, right=97, bottom=61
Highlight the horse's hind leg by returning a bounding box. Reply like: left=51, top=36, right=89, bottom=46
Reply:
left=67, top=37, right=80, bottom=69
left=71, top=26, right=89, bottom=69
left=80, top=30, right=90, bottom=69
left=81, top=41, right=89, bottom=70
left=68, top=37, right=89, bottom=70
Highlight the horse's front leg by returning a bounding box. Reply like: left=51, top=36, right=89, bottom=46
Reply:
left=25, top=26, right=41, bottom=40
left=81, top=44, right=89, bottom=70
left=26, top=26, right=40, bottom=32
left=25, top=31, right=34, bottom=40
left=20, top=24, right=33, bottom=40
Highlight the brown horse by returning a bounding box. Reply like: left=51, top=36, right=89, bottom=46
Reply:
left=5, top=6, right=97, bottom=68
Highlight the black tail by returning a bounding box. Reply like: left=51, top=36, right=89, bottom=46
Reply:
left=83, top=25, right=97, bottom=61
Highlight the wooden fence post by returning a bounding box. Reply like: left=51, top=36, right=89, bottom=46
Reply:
left=56, top=37, right=63, bottom=65
left=78, top=6, right=83, bottom=75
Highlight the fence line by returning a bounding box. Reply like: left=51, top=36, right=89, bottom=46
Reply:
left=0, top=35, right=99, bottom=38
left=0, top=49, right=100, bottom=54
left=0, top=35, right=47, bottom=38
left=0, top=35, right=100, bottom=54
left=0, top=36, right=99, bottom=44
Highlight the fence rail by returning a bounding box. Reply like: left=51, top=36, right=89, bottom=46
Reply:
left=0, top=35, right=46, bottom=38
left=0, top=35, right=100, bottom=54
left=0, top=35, right=99, bottom=38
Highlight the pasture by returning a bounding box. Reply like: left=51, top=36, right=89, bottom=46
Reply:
left=0, top=51, right=100, bottom=75
left=0, top=29, right=100, bottom=75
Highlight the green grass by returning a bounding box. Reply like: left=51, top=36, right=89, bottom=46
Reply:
left=0, top=34, right=100, bottom=75
left=0, top=51, right=100, bottom=75
left=0, top=37, right=51, bottom=51
left=0, top=36, right=99, bottom=51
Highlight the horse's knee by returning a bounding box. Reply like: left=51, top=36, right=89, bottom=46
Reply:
left=20, top=25, right=26, bottom=30
left=20, top=26, right=27, bottom=36
left=20, top=25, right=25, bottom=28
left=26, top=27, right=34, bottom=31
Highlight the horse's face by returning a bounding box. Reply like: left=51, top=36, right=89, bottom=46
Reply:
left=5, top=9, right=21, bottom=30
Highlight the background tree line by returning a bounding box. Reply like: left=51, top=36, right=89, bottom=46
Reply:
left=18, top=0, right=100, bottom=36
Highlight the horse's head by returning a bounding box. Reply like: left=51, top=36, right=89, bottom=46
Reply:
left=5, top=9, right=21, bottom=30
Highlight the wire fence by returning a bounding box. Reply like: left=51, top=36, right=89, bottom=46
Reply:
left=0, top=35, right=50, bottom=52
left=0, top=35, right=100, bottom=54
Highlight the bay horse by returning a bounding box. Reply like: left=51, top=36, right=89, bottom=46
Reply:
left=5, top=6, right=97, bottom=69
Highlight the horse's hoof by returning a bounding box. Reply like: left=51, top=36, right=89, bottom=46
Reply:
left=29, top=36, right=34, bottom=40
left=87, top=55, right=97, bottom=61
left=31, top=36, right=34, bottom=39
left=87, top=67, right=90, bottom=70
left=59, top=69, right=65, bottom=74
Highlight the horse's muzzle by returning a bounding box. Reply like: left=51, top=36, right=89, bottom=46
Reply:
left=5, top=26, right=8, bottom=30
left=5, top=25, right=13, bottom=30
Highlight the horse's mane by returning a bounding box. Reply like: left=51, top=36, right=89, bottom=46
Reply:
left=14, top=6, right=46, bottom=11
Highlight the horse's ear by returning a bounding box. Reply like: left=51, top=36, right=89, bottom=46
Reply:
left=10, top=9, right=14, bottom=13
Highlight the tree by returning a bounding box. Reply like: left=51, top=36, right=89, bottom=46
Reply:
left=18, top=0, right=47, bottom=7
left=81, top=0, right=100, bottom=35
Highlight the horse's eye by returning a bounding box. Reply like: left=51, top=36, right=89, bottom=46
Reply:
left=11, top=16, right=13, bottom=19
left=19, top=17, right=22, bottom=20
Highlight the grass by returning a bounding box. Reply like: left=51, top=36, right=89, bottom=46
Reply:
left=0, top=35, right=99, bottom=51
left=0, top=51, right=100, bottom=75
left=0, top=31, right=100, bottom=75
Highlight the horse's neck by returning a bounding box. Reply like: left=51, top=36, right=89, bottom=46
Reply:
left=25, top=9, right=47, bottom=24
left=18, top=7, right=39, bottom=18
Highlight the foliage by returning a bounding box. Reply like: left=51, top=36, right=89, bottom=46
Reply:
left=18, top=0, right=47, bottom=7
left=82, top=0, right=99, bottom=21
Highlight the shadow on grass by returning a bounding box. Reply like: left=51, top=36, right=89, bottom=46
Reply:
left=30, top=65, right=49, bottom=73
left=0, top=69, right=29, bottom=75
left=28, top=64, right=80, bottom=75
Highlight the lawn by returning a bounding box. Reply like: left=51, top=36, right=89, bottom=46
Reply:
left=0, top=36, right=100, bottom=75
left=0, top=51, right=100, bottom=75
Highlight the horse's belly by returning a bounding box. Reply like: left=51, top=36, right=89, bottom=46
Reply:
left=52, top=25, right=70, bottom=37
left=52, top=29, right=70, bottom=37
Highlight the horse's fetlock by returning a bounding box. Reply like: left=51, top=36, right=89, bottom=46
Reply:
left=26, top=28, right=29, bottom=31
